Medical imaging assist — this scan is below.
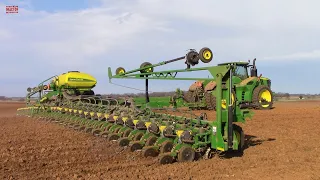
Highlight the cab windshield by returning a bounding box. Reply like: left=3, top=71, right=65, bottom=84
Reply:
left=234, top=65, right=248, bottom=80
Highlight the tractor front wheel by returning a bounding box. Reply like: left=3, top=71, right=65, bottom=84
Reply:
left=252, top=85, right=273, bottom=109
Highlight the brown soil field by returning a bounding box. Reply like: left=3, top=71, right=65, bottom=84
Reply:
left=0, top=101, right=320, bottom=180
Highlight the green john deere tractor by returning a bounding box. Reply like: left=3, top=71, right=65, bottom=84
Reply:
left=181, top=58, right=273, bottom=110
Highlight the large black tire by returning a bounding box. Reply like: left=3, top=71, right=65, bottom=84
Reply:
left=183, top=91, right=195, bottom=103
left=204, top=92, right=216, bottom=110
left=252, top=85, right=273, bottom=110
left=186, top=50, right=199, bottom=66
left=194, top=87, right=204, bottom=102
left=140, top=62, right=153, bottom=73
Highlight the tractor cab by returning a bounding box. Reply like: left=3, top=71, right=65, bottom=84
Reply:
left=217, top=59, right=258, bottom=80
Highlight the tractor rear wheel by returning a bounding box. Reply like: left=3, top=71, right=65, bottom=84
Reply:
left=183, top=91, right=195, bottom=103
left=204, top=92, right=216, bottom=110
left=252, top=85, right=273, bottom=109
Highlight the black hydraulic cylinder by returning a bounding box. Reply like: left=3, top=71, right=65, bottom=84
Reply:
left=145, top=77, right=150, bottom=103
left=164, top=56, right=185, bottom=64
left=228, top=68, right=234, bottom=149
left=228, top=105, right=233, bottom=148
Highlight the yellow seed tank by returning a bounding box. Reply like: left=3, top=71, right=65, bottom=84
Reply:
left=53, top=71, right=97, bottom=89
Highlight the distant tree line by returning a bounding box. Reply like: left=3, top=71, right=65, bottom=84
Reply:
left=273, top=92, right=320, bottom=100
left=0, top=96, right=24, bottom=101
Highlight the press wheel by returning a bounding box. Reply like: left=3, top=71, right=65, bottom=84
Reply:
left=160, top=140, right=173, bottom=153
left=133, top=132, right=144, bottom=141
left=122, top=129, right=132, bottom=137
left=107, top=133, right=119, bottom=141
left=79, top=126, right=86, bottom=131
left=100, top=132, right=109, bottom=138
left=113, top=126, right=121, bottom=133
left=68, top=123, right=75, bottom=128
left=145, top=136, right=157, bottom=146
left=177, top=146, right=195, bottom=162
left=143, top=147, right=159, bottom=157
left=92, top=129, right=101, bottom=136
left=105, top=124, right=113, bottom=131
left=118, top=137, right=130, bottom=147
left=130, top=142, right=143, bottom=152
left=85, top=127, right=93, bottom=133
left=159, top=154, right=173, bottom=164
left=73, top=125, right=80, bottom=130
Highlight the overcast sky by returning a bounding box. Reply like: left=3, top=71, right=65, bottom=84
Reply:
left=0, top=0, right=319, bottom=96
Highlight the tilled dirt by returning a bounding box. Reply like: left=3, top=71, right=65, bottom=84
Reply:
left=0, top=101, right=320, bottom=180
